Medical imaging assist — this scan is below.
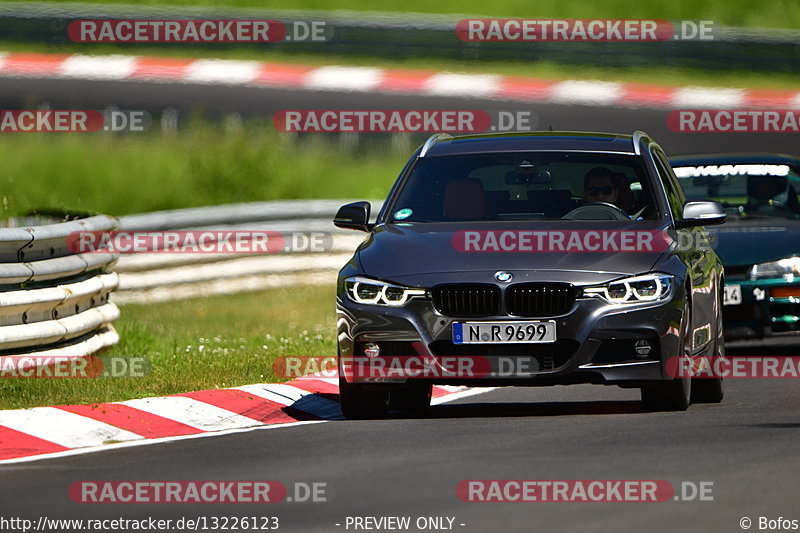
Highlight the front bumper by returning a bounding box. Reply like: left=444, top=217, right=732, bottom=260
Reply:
left=337, top=289, right=686, bottom=386
left=723, top=278, right=800, bottom=339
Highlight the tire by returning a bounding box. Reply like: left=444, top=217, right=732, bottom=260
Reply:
left=691, top=376, right=723, bottom=404
left=338, top=376, right=389, bottom=420
left=692, top=286, right=725, bottom=404
left=389, top=382, right=433, bottom=412
left=641, top=377, right=691, bottom=411
left=641, top=302, right=692, bottom=411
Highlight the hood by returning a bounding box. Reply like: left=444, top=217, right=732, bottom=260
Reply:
left=709, top=218, right=800, bottom=268
left=357, top=221, right=669, bottom=286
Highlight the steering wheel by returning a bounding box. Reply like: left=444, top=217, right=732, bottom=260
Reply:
left=743, top=201, right=800, bottom=219
left=562, top=202, right=631, bottom=221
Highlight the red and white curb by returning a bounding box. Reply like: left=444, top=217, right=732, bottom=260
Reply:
left=0, top=377, right=488, bottom=464
left=1, top=51, right=799, bottom=110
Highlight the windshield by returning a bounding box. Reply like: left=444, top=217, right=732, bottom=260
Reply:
left=674, top=163, right=800, bottom=220
left=386, top=152, right=660, bottom=223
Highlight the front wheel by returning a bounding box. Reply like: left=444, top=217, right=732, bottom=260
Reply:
left=641, top=377, right=691, bottom=411
left=641, top=303, right=692, bottom=411
left=691, top=376, right=723, bottom=403
left=389, top=382, right=433, bottom=412
left=338, top=377, right=389, bottom=419
left=692, top=289, right=725, bottom=404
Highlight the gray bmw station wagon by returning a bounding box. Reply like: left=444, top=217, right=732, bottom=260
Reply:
left=334, top=131, right=726, bottom=419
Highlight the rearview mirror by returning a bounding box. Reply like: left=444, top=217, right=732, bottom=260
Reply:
left=504, top=170, right=552, bottom=185
left=334, top=201, right=372, bottom=232
left=676, top=201, right=727, bottom=228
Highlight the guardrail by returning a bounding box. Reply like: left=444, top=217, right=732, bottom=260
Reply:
left=0, top=200, right=372, bottom=355
left=113, top=200, right=378, bottom=304
left=1, top=2, right=799, bottom=73
left=0, top=214, right=120, bottom=356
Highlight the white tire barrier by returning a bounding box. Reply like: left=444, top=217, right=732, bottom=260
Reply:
left=0, top=214, right=120, bottom=356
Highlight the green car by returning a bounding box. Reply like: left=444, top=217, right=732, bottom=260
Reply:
left=671, top=154, right=800, bottom=340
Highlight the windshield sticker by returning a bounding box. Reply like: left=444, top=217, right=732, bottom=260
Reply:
left=394, top=208, right=413, bottom=220
left=674, top=164, right=791, bottom=178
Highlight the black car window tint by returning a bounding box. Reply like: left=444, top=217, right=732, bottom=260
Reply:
left=391, top=153, right=657, bottom=222
left=652, top=150, right=684, bottom=221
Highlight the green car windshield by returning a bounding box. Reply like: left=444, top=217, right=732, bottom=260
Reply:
left=674, top=163, right=800, bottom=219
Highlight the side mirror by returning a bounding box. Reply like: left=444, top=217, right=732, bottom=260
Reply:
left=676, top=201, right=727, bottom=228
left=334, top=201, right=372, bottom=232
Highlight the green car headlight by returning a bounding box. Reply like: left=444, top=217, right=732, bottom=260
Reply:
left=750, top=257, right=800, bottom=281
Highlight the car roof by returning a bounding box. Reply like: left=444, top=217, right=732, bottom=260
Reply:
left=670, top=153, right=800, bottom=166
left=421, top=131, right=641, bottom=157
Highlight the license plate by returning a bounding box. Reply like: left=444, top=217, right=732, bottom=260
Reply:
left=723, top=284, right=742, bottom=306
left=453, top=321, right=557, bottom=344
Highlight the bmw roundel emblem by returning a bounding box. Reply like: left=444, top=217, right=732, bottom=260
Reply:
left=495, top=271, right=513, bottom=283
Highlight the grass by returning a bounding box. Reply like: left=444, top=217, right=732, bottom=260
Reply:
left=0, top=284, right=337, bottom=410
left=40, top=0, right=800, bottom=30
left=3, top=40, right=800, bottom=91
left=0, top=119, right=408, bottom=218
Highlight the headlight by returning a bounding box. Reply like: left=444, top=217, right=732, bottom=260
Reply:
left=344, top=276, right=427, bottom=306
left=582, top=274, right=674, bottom=303
left=750, top=257, right=800, bottom=281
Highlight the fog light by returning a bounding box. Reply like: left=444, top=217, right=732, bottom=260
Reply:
left=363, top=343, right=380, bottom=358
left=634, top=340, right=652, bottom=358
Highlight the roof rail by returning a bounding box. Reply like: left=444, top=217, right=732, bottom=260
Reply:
left=631, top=130, right=648, bottom=155
left=419, top=133, right=454, bottom=157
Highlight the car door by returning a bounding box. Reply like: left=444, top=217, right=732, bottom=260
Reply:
left=652, top=148, right=718, bottom=355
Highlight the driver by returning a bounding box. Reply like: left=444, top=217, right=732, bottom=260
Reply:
left=747, top=175, right=786, bottom=207
left=583, top=167, right=620, bottom=206
left=745, top=175, right=800, bottom=215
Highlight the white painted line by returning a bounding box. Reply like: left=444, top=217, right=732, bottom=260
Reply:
left=424, top=73, right=501, bottom=98
left=236, top=383, right=341, bottom=419
left=120, top=396, right=261, bottom=431
left=184, top=59, right=262, bottom=85
left=671, top=87, right=745, bottom=108
left=549, top=80, right=623, bottom=105
left=305, top=66, right=382, bottom=92
left=59, top=55, right=138, bottom=80
left=0, top=407, right=142, bottom=448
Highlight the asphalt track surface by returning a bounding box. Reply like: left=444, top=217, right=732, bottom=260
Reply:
left=2, top=77, right=799, bottom=155
left=1, top=341, right=799, bottom=532
left=2, top=78, right=800, bottom=532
